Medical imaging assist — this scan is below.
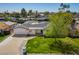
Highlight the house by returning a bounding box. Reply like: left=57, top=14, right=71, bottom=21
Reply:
left=0, top=22, right=10, bottom=35
left=73, top=14, right=79, bottom=29
left=4, top=21, right=16, bottom=29
left=73, top=13, right=79, bottom=21
left=0, top=21, right=16, bottom=35
left=36, top=16, right=48, bottom=21
left=13, top=21, right=48, bottom=36
left=70, top=14, right=79, bottom=37
left=10, top=17, right=17, bottom=22
left=0, top=18, right=5, bottom=21
left=19, top=18, right=28, bottom=20
left=4, top=21, right=16, bottom=25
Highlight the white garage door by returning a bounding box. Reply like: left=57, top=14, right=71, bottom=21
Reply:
left=14, top=28, right=29, bottom=35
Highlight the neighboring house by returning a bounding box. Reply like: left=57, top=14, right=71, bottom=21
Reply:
left=73, top=14, right=79, bottom=30
left=0, top=22, right=10, bottom=34
left=4, top=21, right=15, bottom=25
left=0, top=21, right=16, bottom=35
left=36, top=16, right=48, bottom=21
left=4, top=21, right=16, bottom=28
left=10, top=17, right=17, bottom=22
left=70, top=14, right=79, bottom=37
left=73, top=14, right=79, bottom=21
left=13, top=21, right=48, bottom=36
left=17, top=16, right=48, bottom=23
left=0, top=18, right=5, bottom=21
left=19, top=18, right=28, bottom=20
left=3, top=21, right=16, bottom=34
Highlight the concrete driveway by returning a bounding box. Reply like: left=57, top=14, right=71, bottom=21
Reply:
left=0, top=35, right=34, bottom=55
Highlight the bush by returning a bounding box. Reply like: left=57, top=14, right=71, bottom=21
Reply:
left=49, top=38, right=79, bottom=54
left=4, top=17, right=12, bottom=21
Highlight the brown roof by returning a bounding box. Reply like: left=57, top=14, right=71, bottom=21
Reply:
left=0, top=22, right=10, bottom=30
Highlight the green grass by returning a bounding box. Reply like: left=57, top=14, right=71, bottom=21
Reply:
left=0, top=35, right=8, bottom=42
left=26, top=37, right=79, bottom=54
left=72, top=39, right=79, bottom=44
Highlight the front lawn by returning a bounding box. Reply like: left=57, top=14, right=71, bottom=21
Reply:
left=26, top=37, right=79, bottom=54
left=0, top=35, right=8, bottom=42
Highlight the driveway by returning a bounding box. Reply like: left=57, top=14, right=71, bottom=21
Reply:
left=0, top=35, right=35, bottom=55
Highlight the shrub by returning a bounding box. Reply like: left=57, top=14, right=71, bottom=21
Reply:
left=49, top=38, right=79, bottom=54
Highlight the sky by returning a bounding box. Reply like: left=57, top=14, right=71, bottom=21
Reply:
left=0, top=3, right=79, bottom=13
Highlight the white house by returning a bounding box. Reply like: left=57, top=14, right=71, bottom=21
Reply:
left=13, top=21, right=48, bottom=37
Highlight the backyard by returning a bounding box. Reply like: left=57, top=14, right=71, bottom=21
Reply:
left=26, top=36, right=79, bottom=54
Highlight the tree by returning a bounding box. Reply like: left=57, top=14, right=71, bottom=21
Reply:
left=35, top=10, right=38, bottom=18
left=14, top=12, right=20, bottom=18
left=44, top=12, right=73, bottom=38
left=4, top=10, right=10, bottom=17
left=28, top=10, right=33, bottom=16
left=21, top=8, right=27, bottom=17
left=10, top=12, right=20, bottom=18
left=60, top=3, right=64, bottom=7
left=4, top=17, right=12, bottom=21
left=63, top=4, right=70, bottom=12
left=44, top=11, right=49, bottom=16
left=59, top=3, right=70, bottom=12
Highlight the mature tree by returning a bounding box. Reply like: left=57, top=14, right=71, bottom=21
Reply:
left=28, top=10, right=33, bottom=16
left=59, top=3, right=70, bottom=12
left=59, top=3, right=64, bottom=12
left=60, top=3, right=64, bottom=7
left=44, top=12, right=73, bottom=38
left=21, top=8, right=27, bottom=17
left=63, top=4, right=70, bottom=12
left=4, top=10, right=10, bottom=17
left=15, top=12, right=20, bottom=18
left=10, top=12, right=20, bottom=18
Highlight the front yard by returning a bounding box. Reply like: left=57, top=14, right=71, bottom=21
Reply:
left=26, top=37, right=79, bottom=54
left=0, top=35, right=8, bottom=42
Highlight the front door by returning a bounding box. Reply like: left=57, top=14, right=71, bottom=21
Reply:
left=36, top=30, right=43, bottom=35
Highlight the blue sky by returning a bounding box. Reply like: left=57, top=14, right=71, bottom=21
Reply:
left=0, top=3, right=79, bottom=12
